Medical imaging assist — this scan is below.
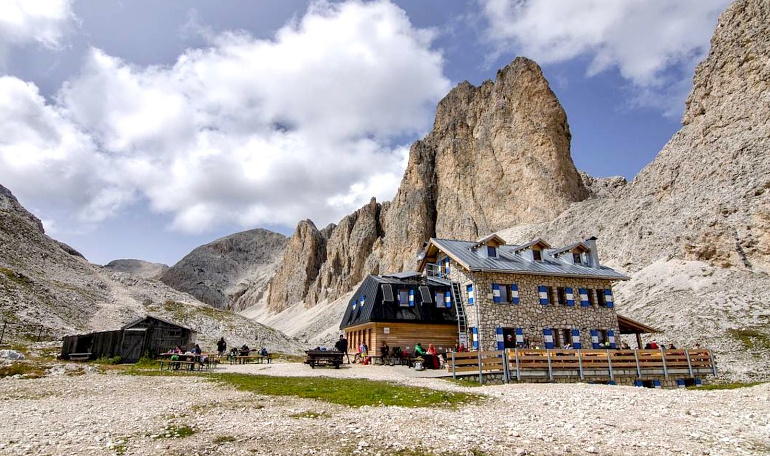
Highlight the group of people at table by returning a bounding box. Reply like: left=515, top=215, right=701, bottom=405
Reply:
left=335, top=335, right=468, bottom=369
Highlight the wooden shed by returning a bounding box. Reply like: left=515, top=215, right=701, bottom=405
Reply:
left=60, top=315, right=195, bottom=363
left=340, top=273, right=458, bottom=354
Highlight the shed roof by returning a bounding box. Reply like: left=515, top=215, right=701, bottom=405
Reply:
left=121, top=314, right=194, bottom=332
left=422, top=238, right=629, bottom=280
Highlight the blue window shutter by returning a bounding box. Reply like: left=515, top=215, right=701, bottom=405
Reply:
left=605, top=289, right=614, bottom=308
left=444, top=291, right=452, bottom=308
left=590, top=329, right=600, bottom=349
left=571, top=328, right=581, bottom=349
left=538, top=285, right=549, bottom=305
left=496, top=327, right=504, bottom=350
left=542, top=328, right=555, bottom=349
left=511, top=284, right=519, bottom=304
left=565, top=287, right=575, bottom=307
left=408, top=289, right=415, bottom=307
left=492, top=283, right=500, bottom=303
left=471, top=327, right=478, bottom=349
left=579, top=288, right=590, bottom=307
left=467, top=284, right=474, bottom=305
left=515, top=328, right=524, bottom=345
left=607, top=329, right=616, bottom=348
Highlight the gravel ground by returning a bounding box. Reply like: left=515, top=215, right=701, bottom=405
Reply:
left=0, top=362, right=768, bottom=456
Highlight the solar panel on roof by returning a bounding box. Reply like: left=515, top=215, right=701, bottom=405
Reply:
left=419, top=286, right=432, bottom=303
left=382, top=284, right=394, bottom=301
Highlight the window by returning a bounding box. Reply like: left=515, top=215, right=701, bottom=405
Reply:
left=487, top=246, right=497, bottom=257
left=499, top=285, right=509, bottom=303
left=556, top=287, right=567, bottom=306
left=533, top=249, right=542, bottom=261
left=573, top=252, right=582, bottom=265
left=435, top=291, right=448, bottom=308
left=398, top=289, right=409, bottom=307
left=596, top=289, right=607, bottom=307
left=588, top=289, right=596, bottom=306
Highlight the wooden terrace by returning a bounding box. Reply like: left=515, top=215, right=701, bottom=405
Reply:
left=446, top=349, right=716, bottom=386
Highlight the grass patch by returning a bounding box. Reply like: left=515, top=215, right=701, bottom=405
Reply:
left=0, top=362, right=45, bottom=378
left=0, top=267, right=33, bottom=287
left=289, top=410, right=331, bottom=419
left=212, top=435, right=237, bottom=444
left=728, top=327, right=770, bottom=350
left=211, top=373, right=482, bottom=408
left=443, top=377, right=486, bottom=387
left=93, top=356, right=122, bottom=365
left=691, top=381, right=766, bottom=390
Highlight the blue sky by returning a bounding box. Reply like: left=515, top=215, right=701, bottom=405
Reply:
left=0, top=0, right=730, bottom=265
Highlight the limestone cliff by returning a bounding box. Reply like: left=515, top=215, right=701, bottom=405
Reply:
left=267, top=57, right=587, bottom=309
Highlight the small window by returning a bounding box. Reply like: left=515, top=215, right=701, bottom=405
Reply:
left=533, top=249, right=542, bottom=261
left=435, top=291, right=444, bottom=308
left=499, top=285, right=509, bottom=303
left=572, top=252, right=582, bottom=265
left=487, top=246, right=497, bottom=257
left=556, top=287, right=567, bottom=305
left=398, top=289, right=409, bottom=307
left=588, top=289, right=596, bottom=306
left=596, top=289, right=607, bottom=307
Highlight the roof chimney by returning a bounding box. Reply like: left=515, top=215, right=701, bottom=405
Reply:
left=584, top=236, right=600, bottom=268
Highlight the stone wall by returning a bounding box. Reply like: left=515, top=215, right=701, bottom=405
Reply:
left=443, top=257, right=620, bottom=351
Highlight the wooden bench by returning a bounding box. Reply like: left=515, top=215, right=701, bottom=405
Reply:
left=304, top=350, right=343, bottom=369
left=68, top=352, right=92, bottom=362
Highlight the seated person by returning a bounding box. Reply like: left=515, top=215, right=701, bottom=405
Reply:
left=427, top=344, right=440, bottom=369
left=379, top=342, right=390, bottom=364
left=392, top=346, right=403, bottom=364
left=260, top=347, right=268, bottom=357
left=239, top=344, right=250, bottom=356
left=414, top=342, right=434, bottom=369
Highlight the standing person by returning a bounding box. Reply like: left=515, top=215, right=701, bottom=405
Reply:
left=217, top=337, right=227, bottom=357
left=335, top=334, right=350, bottom=363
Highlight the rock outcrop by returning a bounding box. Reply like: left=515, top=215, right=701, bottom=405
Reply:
left=267, top=57, right=588, bottom=309
left=160, top=229, right=288, bottom=312
left=104, top=259, right=169, bottom=280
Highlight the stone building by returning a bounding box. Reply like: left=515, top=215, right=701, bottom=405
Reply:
left=417, top=234, right=632, bottom=351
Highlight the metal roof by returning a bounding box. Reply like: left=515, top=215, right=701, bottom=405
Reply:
left=429, top=238, right=629, bottom=280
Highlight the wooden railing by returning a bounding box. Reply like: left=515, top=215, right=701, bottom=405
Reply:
left=446, top=349, right=716, bottom=383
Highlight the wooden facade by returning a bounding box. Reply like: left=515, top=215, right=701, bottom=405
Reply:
left=61, top=315, right=195, bottom=363
left=345, top=321, right=458, bottom=355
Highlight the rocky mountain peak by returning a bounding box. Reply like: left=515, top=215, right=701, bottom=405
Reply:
left=0, top=184, right=44, bottom=234
left=266, top=57, right=588, bottom=309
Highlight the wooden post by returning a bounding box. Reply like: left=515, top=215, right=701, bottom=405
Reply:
left=634, top=349, right=642, bottom=379
left=635, top=332, right=642, bottom=349
left=577, top=349, right=584, bottom=380
left=685, top=349, right=693, bottom=377
left=515, top=348, right=521, bottom=381
left=606, top=350, right=614, bottom=381
left=502, top=349, right=510, bottom=383
left=660, top=348, right=668, bottom=378
left=546, top=349, right=553, bottom=381
left=451, top=352, right=456, bottom=380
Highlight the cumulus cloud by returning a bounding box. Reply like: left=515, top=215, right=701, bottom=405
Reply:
left=0, top=0, right=449, bottom=233
left=480, top=0, right=730, bottom=114
left=0, top=0, right=75, bottom=64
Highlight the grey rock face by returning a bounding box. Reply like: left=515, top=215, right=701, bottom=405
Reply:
left=161, top=229, right=288, bottom=312
left=104, top=259, right=169, bottom=280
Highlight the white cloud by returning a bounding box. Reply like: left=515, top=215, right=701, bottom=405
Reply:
left=0, top=0, right=449, bottom=234
left=480, top=0, right=730, bottom=114
left=0, top=0, right=74, bottom=63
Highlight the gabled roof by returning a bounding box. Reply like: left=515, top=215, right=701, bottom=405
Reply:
left=618, top=314, right=659, bottom=334
left=121, top=314, right=194, bottom=332
left=471, top=233, right=507, bottom=249
left=550, top=241, right=590, bottom=256
left=513, top=238, right=552, bottom=252
left=420, top=238, right=629, bottom=280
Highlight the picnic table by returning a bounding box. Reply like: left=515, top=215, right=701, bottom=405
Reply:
left=304, top=350, right=343, bottom=369
left=158, top=353, right=208, bottom=371
left=229, top=354, right=272, bottom=365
